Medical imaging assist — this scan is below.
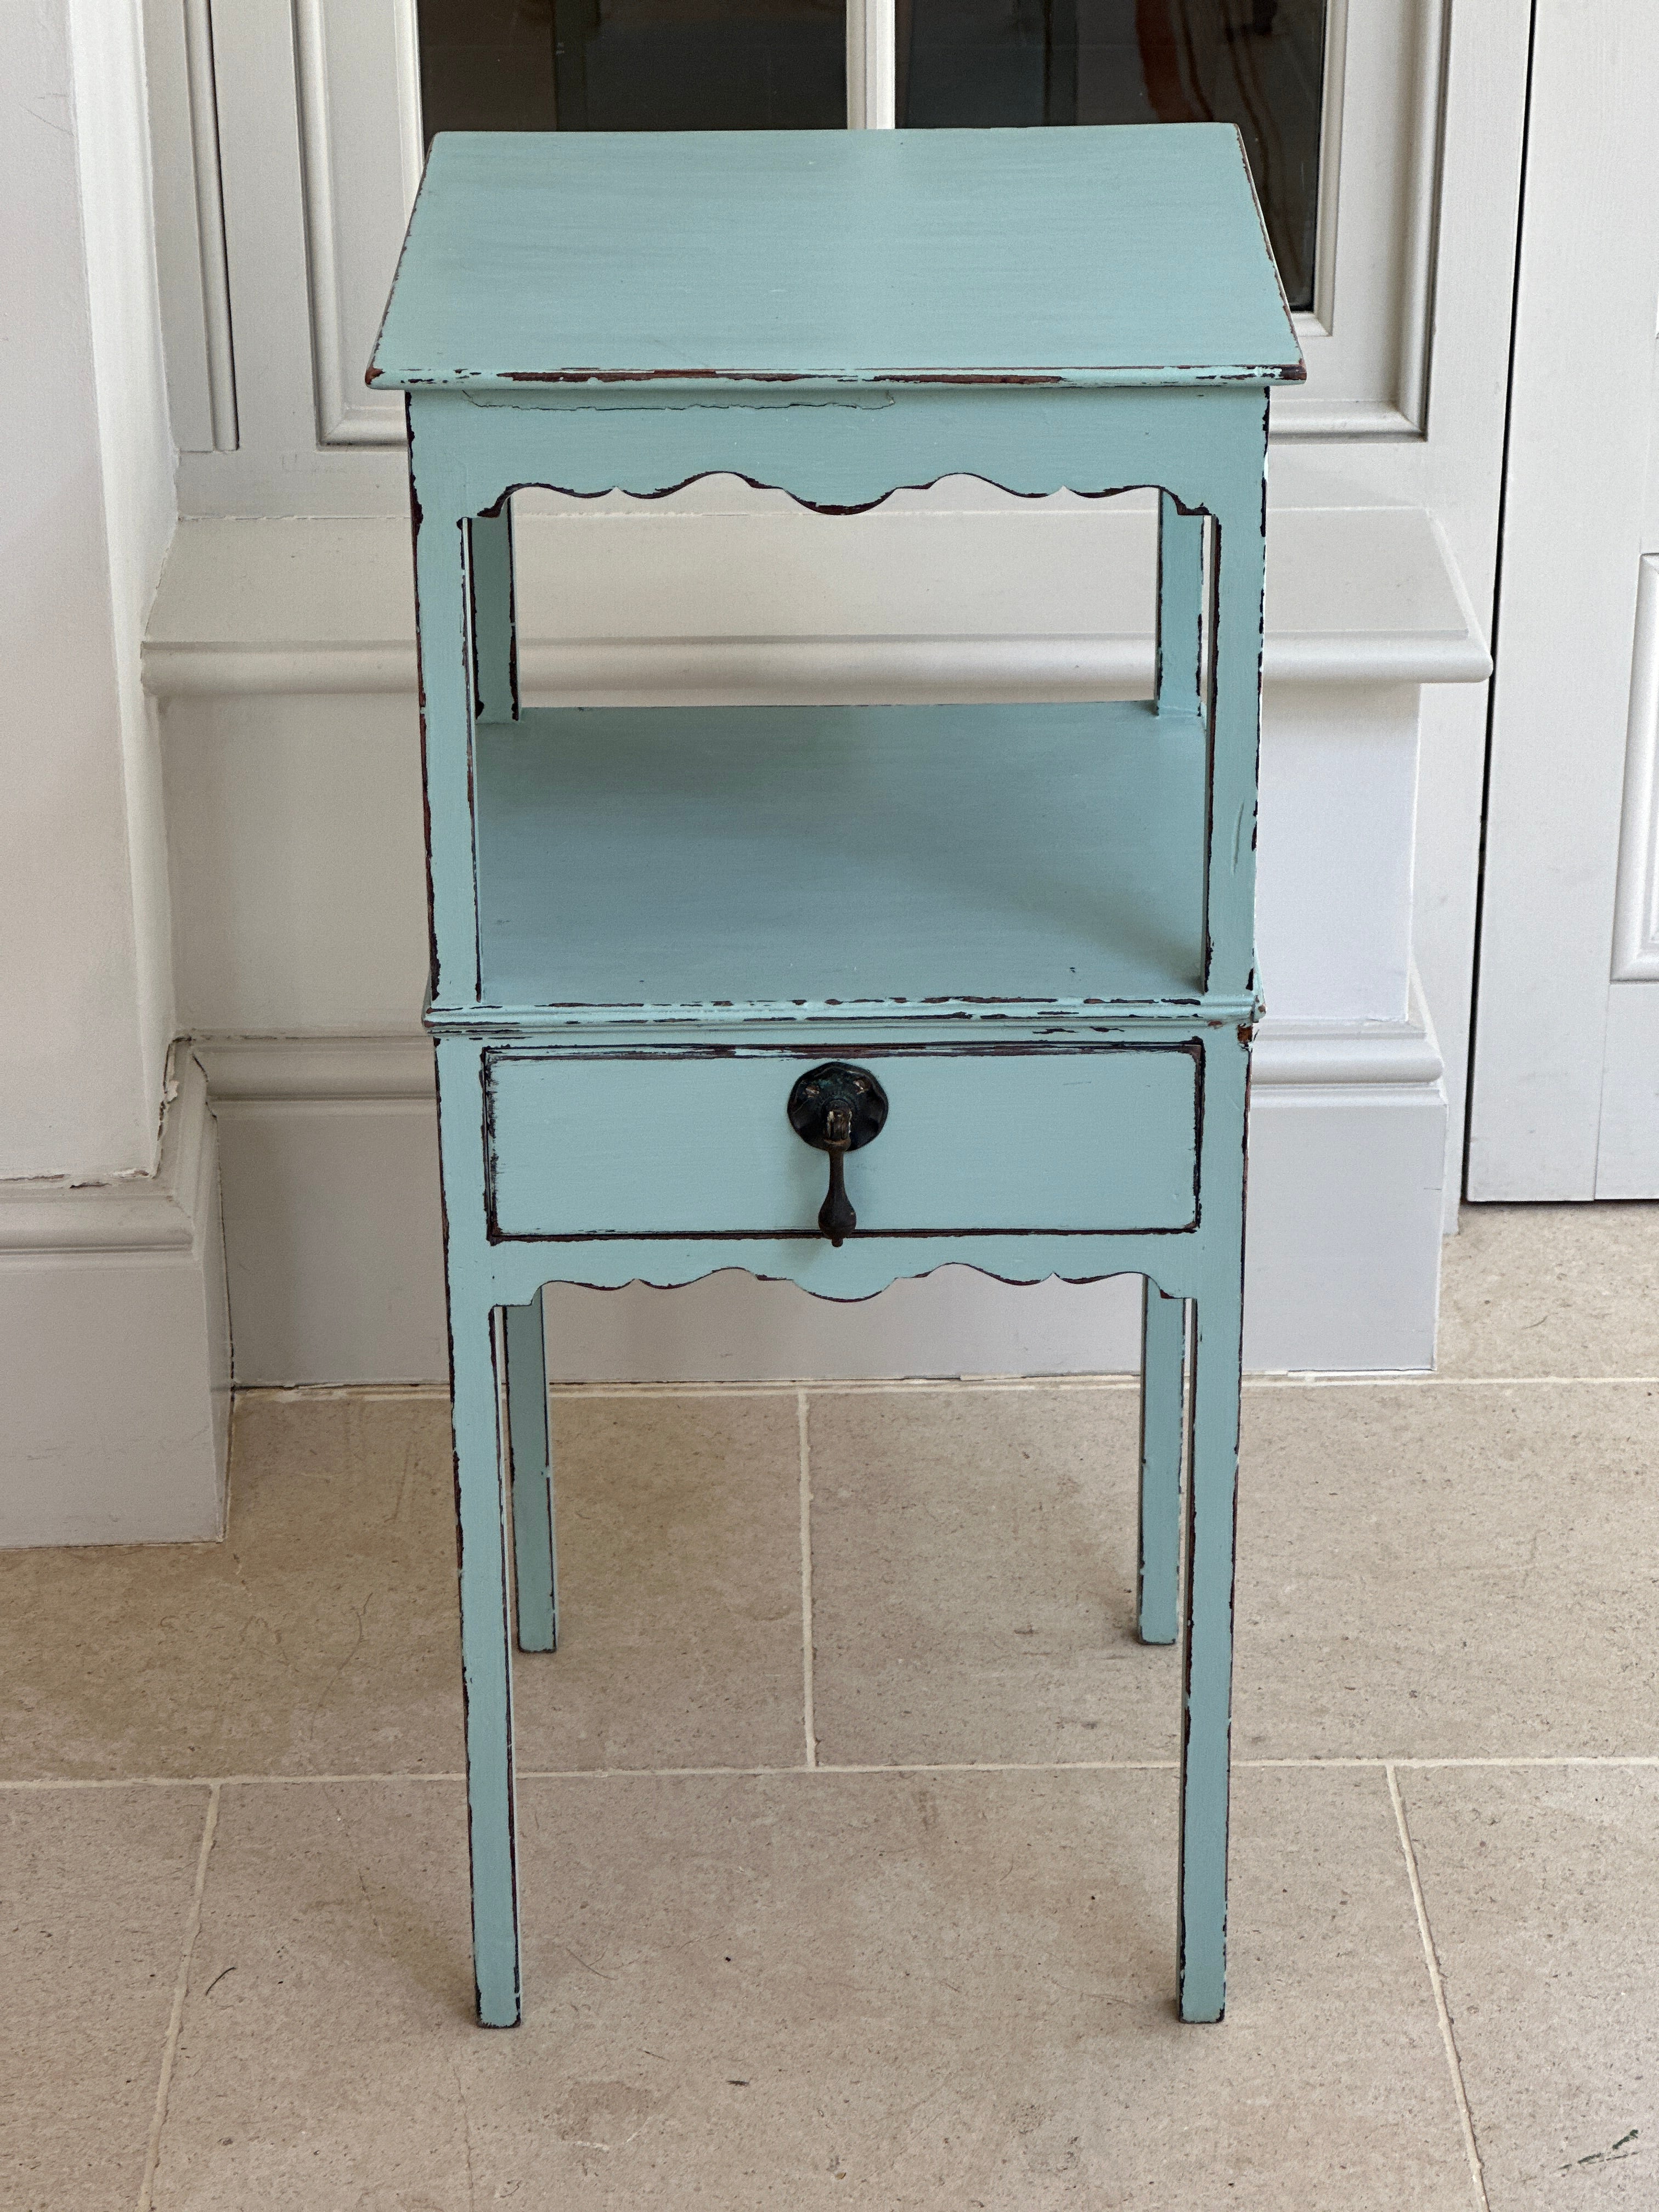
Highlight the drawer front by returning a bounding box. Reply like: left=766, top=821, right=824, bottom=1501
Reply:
left=485, top=1046, right=1201, bottom=1240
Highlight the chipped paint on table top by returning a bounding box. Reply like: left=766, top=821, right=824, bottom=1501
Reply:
left=371, top=127, right=1306, bottom=397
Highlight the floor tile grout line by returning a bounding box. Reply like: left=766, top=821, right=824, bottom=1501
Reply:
left=553, top=1371, right=1654, bottom=1389
left=1246, top=1374, right=1659, bottom=1389
left=797, top=1388, right=817, bottom=1770
left=571, top=1379, right=1142, bottom=1398
left=7, top=1754, right=1659, bottom=1793
left=235, top=1372, right=1659, bottom=1415
left=136, top=1781, right=220, bottom=2212
left=0, top=1773, right=466, bottom=1790
left=514, top=1759, right=1187, bottom=1779
left=1240, top=1754, right=1659, bottom=1769
left=1387, top=1764, right=1492, bottom=2212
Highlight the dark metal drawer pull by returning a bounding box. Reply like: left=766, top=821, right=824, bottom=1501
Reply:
left=786, top=1063, right=889, bottom=1246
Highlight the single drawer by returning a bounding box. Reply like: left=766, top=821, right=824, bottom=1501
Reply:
left=484, top=1044, right=1201, bottom=1242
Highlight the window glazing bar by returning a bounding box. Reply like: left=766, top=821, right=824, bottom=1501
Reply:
left=847, top=0, right=896, bottom=127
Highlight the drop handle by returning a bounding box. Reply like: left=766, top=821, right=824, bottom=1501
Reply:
left=787, top=1063, right=889, bottom=1248
left=817, top=1104, right=856, bottom=1245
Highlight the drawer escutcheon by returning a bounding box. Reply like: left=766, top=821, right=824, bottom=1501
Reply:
left=786, top=1062, right=890, bottom=1246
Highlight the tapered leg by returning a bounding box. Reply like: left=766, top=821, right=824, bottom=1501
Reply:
left=452, top=1302, right=522, bottom=2027
left=1177, top=1267, right=1245, bottom=2023
left=504, top=1289, right=557, bottom=1653
left=1138, top=1281, right=1185, bottom=1646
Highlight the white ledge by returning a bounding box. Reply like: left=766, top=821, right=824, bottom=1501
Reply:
left=195, top=1034, right=436, bottom=1102
left=1251, top=1014, right=1443, bottom=1088
left=145, top=505, right=1491, bottom=701
left=188, top=1011, right=1442, bottom=1104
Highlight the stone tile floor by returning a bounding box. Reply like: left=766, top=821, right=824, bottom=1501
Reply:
left=4, top=1205, right=1658, bottom=2209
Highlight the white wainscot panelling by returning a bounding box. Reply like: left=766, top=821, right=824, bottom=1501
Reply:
left=1599, top=559, right=1659, bottom=1192
left=1273, top=0, right=1452, bottom=437
left=0, top=1056, right=231, bottom=1543
left=160, top=689, right=429, bottom=1033
left=1256, top=682, right=1418, bottom=1023
left=1596, top=555, right=1659, bottom=1183
left=205, top=1048, right=449, bottom=1386
left=292, top=0, right=420, bottom=445
left=282, top=0, right=1446, bottom=452
left=150, top=500, right=1487, bottom=1382
left=140, top=0, right=236, bottom=452
left=1596, top=985, right=1659, bottom=1196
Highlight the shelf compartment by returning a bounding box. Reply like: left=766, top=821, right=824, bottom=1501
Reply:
left=472, top=700, right=1207, bottom=1012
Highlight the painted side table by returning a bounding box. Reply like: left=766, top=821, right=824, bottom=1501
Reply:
left=371, top=125, right=1303, bottom=2029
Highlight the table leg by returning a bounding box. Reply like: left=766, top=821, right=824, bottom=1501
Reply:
left=1138, top=1280, right=1185, bottom=1646
left=1177, top=1261, right=1244, bottom=2023
left=453, top=1300, right=523, bottom=2027
left=505, top=1289, right=558, bottom=1653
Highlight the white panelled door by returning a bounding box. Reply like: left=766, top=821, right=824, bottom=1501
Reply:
left=1468, top=0, right=1659, bottom=1198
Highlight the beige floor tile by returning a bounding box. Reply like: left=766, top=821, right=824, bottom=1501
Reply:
left=150, top=1767, right=1470, bottom=2210
left=514, top=1391, right=805, bottom=1771
left=1398, top=1765, right=1659, bottom=2209
left=0, top=1395, right=462, bottom=1780
left=810, top=1378, right=1659, bottom=1768
left=1236, top=1380, right=1659, bottom=1759
left=1, top=1785, right=211, bottom=2212
left=807, top=1386, right=1177, bottom=1769
left=0, top=1390, right=803, bottom=1781
left=1438, top=1203, right=1659, bottom=1378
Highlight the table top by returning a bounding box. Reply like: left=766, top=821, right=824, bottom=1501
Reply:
left=370, top=128, right=1305, bottom=396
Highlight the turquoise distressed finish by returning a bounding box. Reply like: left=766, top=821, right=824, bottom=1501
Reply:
left=487, top=1045, right=1200, bottom=1237
left=1138, top=1283, right=1186, bottom=1647
left=376, top=125, right=1300, bottom=2032
left=371, top=129, right=1305, bottom=393
left=504, top=1293, right=556, bottom=1653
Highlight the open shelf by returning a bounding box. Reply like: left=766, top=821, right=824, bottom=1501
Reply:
left=472, top=701, right=1207, bottom=1012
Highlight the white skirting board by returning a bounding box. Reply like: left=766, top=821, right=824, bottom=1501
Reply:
left=199, top=1003, right=1446, bottom=1387
left=0, top=1054, right=232, bottom=1545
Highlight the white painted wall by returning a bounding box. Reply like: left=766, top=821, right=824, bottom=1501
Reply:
left=68, top=0, right=181, bottom=1125
left=0, top=0, right=230, bottom=1547
left=1, top=0, right=176, bottom=1178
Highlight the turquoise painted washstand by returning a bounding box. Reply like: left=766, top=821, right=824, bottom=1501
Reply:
left=370, top=124, right=1302, bottom=2029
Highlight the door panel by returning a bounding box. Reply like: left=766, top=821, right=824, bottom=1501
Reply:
left=1466, top=0, right=1659, bottom=1199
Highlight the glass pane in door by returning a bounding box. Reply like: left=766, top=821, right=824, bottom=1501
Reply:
left=420, top=0, right=847, bottom=140
left=895, top=0, right=1327, bottom=309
